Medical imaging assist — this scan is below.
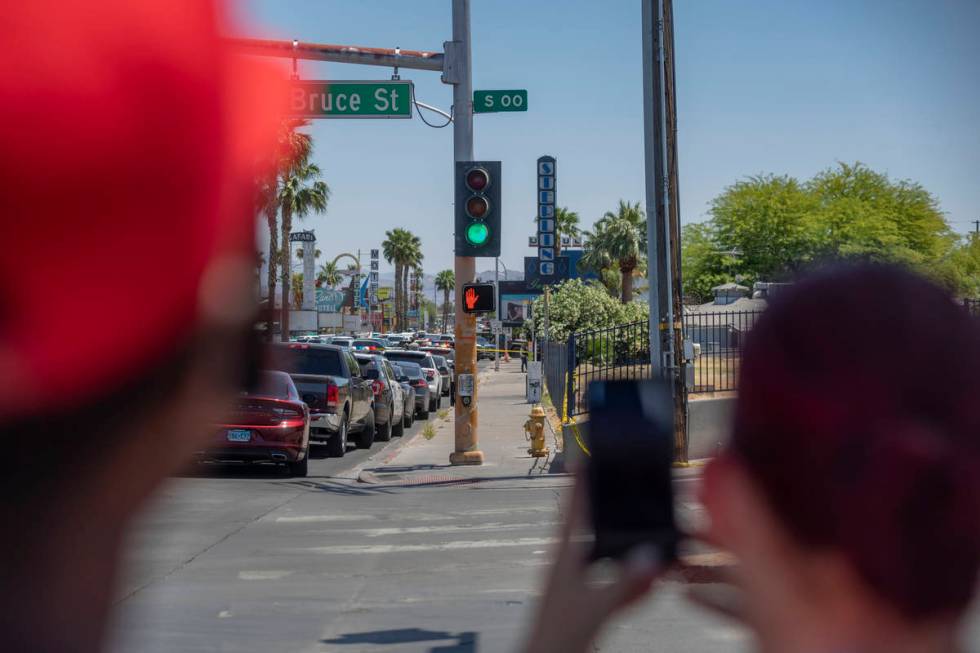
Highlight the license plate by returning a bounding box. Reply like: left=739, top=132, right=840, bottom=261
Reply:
left=226, top=429, right=252, bottom=442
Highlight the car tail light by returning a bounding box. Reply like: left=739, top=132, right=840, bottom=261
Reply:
left=326, top=384, right=339, bottom=413
left=411, top=379, right=427, bottom=388
left=371, top=380, right=383, bottom=396
left=272, top=406, right=303, bottom=419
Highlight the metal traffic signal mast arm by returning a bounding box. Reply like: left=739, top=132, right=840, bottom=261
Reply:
left=224, top=37, right=444, bottom=71
left=225, top=38, right=455, bottom=126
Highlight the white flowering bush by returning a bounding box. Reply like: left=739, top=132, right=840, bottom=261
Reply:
left=529, top=279, right=649, bottom=343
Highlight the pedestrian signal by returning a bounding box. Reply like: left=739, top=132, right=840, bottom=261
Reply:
left=461, top=283, right=495, bottom=314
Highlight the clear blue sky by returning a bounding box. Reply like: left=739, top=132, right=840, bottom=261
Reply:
left=234, top=0, right=980, bottom=276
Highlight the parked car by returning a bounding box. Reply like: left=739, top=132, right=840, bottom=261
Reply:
left=437, top=334, right=455, bottom=348
left=201, top=371, right=310, bottom=476
left=330, top=336, right=353, bottom=349
left=384, top=350, right=442, bottom=412
left=385, top=334, right=409, bottom=348
left=430, top=354, right=452, bottom=396
left=354, top=353, right=405, bottom=440
left=394, top=360, right=430, bottom=419
left=389, top=362, right=416, bottom=430
left=272, top=343, right=375, bottom=457
left=476, top=336, right=496, bottom=360
left=351, top=338, right=386, bottom=352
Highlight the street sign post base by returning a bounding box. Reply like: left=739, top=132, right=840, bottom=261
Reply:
left=450, top=450, right=485, bottom=466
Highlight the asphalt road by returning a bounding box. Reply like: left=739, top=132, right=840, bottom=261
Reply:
left=113, top=369, right=465, bottom=607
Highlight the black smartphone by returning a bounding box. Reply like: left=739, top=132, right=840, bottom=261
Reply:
left=586, top=379, right=680, bottom=563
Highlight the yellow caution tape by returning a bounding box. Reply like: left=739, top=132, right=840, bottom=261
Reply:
left=561, top=369, right=591, bottom=457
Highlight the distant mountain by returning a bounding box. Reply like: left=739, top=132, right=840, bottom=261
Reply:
left=475, top=269, right=524, bottom=283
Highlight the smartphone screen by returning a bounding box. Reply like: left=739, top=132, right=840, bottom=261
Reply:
left=586, top=379, right=679, bottom=562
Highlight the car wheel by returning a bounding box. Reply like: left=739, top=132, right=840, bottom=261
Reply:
left=357, top=410, right=375, bottom=449
left=418, top=404, right=430, bottom=420
left=404, top=407, right=414, bottom=428
left=288, top=453, right=309, bottom=477
left=327, top=416, right=347, bottom=458
left=377, top=407, right=393, bottom=442
left=436, top=395, right=442, bottom=410
left=429, top=397, right=437, bottom=413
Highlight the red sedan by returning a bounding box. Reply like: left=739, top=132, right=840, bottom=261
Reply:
left=201, top=371, right=311, bottom=477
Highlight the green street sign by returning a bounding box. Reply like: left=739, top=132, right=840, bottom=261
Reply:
left=473, top=89, right=528, bottom=113
left=289, top=80, right=413, bottom=119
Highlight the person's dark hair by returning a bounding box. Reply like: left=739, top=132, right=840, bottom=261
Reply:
left=730, top=264, right=980, bottom=620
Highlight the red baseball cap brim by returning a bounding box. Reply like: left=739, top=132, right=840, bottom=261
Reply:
left=0, top=1, right=286, bottom=418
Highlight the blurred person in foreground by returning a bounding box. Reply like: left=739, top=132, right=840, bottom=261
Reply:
left=524, top=264, right=980, bottom=653
left=0, top=2, right=284, bottom=652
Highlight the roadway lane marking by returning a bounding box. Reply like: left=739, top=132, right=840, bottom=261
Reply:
left=274, top=514, right=380, bottom=523
left=238, top=570, right=293, bottom=580
left=298, top=537, right=559, bottom=555
left=330, top=522, right=558, bottom=537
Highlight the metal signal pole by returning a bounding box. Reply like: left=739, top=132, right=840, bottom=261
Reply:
left=449, top=0, right=483, bottom=465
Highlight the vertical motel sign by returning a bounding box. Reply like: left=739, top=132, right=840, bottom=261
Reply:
left=537, top=156, right=556, bottom=276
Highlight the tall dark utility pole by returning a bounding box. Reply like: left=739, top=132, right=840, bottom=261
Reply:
left=642, top=0, right=688, bottom=462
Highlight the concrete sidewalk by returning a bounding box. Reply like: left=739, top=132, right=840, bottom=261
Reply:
left=361, top=360, right=561, bottom=483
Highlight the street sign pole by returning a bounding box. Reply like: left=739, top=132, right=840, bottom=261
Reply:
left=449, top=0, right=483, bottom=466
left=494, top=257, right=500, bottom=371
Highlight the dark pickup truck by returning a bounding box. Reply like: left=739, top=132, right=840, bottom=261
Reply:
left=272, top=343, right=375, bottom=457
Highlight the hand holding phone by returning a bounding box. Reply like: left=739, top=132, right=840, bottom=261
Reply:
left=586, top=379, right=680, bottom=563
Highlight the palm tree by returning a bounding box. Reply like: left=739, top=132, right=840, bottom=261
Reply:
left=278, top=158, right=330, bottom=340
left=291, top=272, right=304, bottom=309
left=435, top=269, right=455, bottom=332
left=382, top=228, right=423, bottom=329
left=256, top=119, right=314, bottom=339
left=554, top=206, right=581, bottom=257
left=296, top=248, right=322, bottom=261
left=255, top=174, right=280, bottom=337
left=580, top=201, right=646, bottom=303
left=317, top=260, right=342, bottom=289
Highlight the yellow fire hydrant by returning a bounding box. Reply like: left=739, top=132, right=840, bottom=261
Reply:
left=524, top=405, right=550, bottom=457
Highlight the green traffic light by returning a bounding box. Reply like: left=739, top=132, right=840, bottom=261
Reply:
left=466, top=221, right=490, bottom=246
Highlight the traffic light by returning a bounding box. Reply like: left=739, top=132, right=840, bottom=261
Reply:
left=460, top=283, right=495, bottom=313
left=455, top=161, right=501, bottom=256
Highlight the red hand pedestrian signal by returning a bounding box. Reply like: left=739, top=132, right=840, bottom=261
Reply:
left=460, top=283, right=495, bottom=313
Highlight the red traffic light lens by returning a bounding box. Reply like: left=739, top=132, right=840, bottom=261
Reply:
left=465, top=196, right=489, bottom=219
left=465, top=168, right=490, bottom=192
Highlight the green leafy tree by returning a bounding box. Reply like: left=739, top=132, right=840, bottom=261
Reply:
left=554, top=206, right=580, bottom=258
left=528, top=278, right=648, bottom=342
left=435, top=269, right=455, bottom=332
left=681, top=223, right=735, bottom=303
left=685, top=162, right=968, bottom=297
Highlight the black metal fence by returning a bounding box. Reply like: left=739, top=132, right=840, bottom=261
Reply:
left=683, top=309, right=764, bottom=394
left=539, top=308, right=767, bottom=418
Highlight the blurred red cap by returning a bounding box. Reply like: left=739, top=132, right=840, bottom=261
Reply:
left=0, top=1, right=285, bottom=418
